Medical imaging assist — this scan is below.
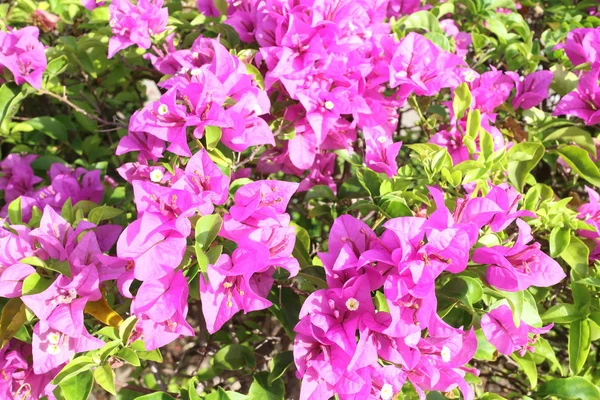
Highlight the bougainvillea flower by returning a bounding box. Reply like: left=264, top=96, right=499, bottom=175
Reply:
left=32, top=322, right=104, bottom=374
left=200, top=246, right=275, bottom=333
left=554, top=67, right=600, bottom=125
left=509, top=70, right=553, bottom=110
left=558, top=27, right=600, bottom=67
left=132, top=268, right=194, bottom=349
left=108, top=0, right=168, bottom=58
left=481, top=304, right=553, bottom=356
left=0, top=26, right=47, bottom=89
left=473, top=219, right=566, bottom=291
left=0, top=340, right=58, bottom=399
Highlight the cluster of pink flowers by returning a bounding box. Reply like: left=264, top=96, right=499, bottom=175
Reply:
left=293, top=184, right=564, bottom=400
left=0, top=155, right=104, bottom=222
left=430, top=67, right=552, bottom=164
left=108, top=0, right=168, bottom=58
left=117, top=36, right=275, bottom=158
left=115, top=149, right=228, bottom=349
left=0, top=26, right=46, bottom=89
left=201, top=180, right=300, bottom=333
left=0, top=205, right=122, bottom=388
left=0, top=340, right=56, bottom=399
left=114, top=32, right=299, bottom=345
left=577, top=187, right=600, bottom=261
left=554, top=27, right=600, bottom=125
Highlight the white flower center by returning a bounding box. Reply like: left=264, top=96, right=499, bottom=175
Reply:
left=191, top=68, right=202, bottom=76
left=377, top=136, right=387, bottom=143
left=157, top=104, right=169, bottom=115
left=150, top=169, right=164, bottom=183
left=192, top=51, right=199, bottom=58
left=441, top=345, right=452, bottom=362
left=464, top=70, right=477, bottom=83
left=380, top=383, right=394, bottom=400
left=345, top=297, right=359, bottom=311
left=324, top=100, right=335, bottom=110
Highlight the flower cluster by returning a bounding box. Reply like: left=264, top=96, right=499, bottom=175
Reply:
left=554, top=27, right=600, bottom=125
left=293, top=184, right=564, bottom=400
left=0, top=26, right=46, bottom=89
left=1, top=205, right=122, bottom=379
left=118, top=36, right=274, bottom=158
left=108, top=0, right=168, bottom=58
left=430, top=68, right=552, bottom=165
left=0, top=340, right=56, bottom=399
left=201, top=180, right=300, bottom=333
left=0, top=155, right=104, bottom=222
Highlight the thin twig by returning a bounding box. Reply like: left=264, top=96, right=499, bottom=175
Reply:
left=38, top=88, right=126, bottom=128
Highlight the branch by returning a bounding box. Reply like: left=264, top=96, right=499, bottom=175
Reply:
left=38, top=88, right=127, bottom=128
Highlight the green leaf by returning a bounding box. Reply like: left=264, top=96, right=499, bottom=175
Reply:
left=542, top=303, right=583, bottom=324
left=205, top=126, right=222, bottom=151
left=550, top=64, right=579, bottom=96
left=535, top=337, right=563, bottom=376
left=544, top=127, right=596, bottom=156
left=501, top=290, right=524, bottom=327
left=466, top=109, right=480, bottom=140
left=205, top=387, right=232, bottom=400
left=119, top=316, right=138, bottom=344
left=357, top=168, right=382, bottom=197
left=130, top=340, right=163, bottom=361
left=13, top=117, right=68, bottom=141
left=268, top=286, right=302, bottom=338
left=305, top=185, right=336, bottom=201
left=88, top=205, right=123, bottom=224
left=134, top=393, right=177, bottom=400
left=46, top=55, right=69, bottom=77
left=507, top=142, right=544, bottom=191
left=378, top=194, right=412, bottom=218
left=549, top=226, right=571, bottom=258
left=268, top=351, right=294, bottom=385
left=93, top=363, right=116, bottom=395
left=117, top=347, right=141, bottom=366
left=0, top=83, right=24, bottom=128
left=440, top=276, right=483, bottom=309
left=568, top=318, right=591, bottom=375
left=561, top=236, right=589, bottom=278
left=453, top=83, right=472, bottom=120
left=0, top=298, right=26, bottom=347
left=556, top=145, right=600, bottom=187
left=52, top=357, right=95, bottom=385
left=245, top=63, right=265, bottom=90
left=213, top=344, right=256, bottom=371
left=46, top=260, right=72, bottom=278
left=512, top=352, right=538, bottom=388
left=537, top=376, right=600, bottom=399
left=195, top=214, right=223, bottom=251
left=248, top=371, right=285, bottom=400
left=56, top=370, right=94, bottom=400
left=401, top=10, right=442, bottom=33
left=8, top=197, right=22, bottom=225
left=21, top=272, right=53, bottom=295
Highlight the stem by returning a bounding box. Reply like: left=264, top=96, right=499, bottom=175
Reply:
left=38, top=88, right=126, bottom=128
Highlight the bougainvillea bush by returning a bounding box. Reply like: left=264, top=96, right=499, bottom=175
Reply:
left=4, top=0, right=600, bottom=399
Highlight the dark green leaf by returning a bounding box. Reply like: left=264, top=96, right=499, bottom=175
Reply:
left=213, top=344, right=256, bottom=371
left=268, top=351, right=294, bottom=385
left=248, top=372, right=285, bottom=400
left=568, top=318, right=591, bottom=375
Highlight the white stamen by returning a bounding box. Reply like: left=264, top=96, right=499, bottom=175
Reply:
left=345, top=297, right=359, bottom=311
left=380, top=383, right=394, bottom=400
left=324, top=100, right=335, bottom=110
left=192, top=51, right=199, bottom=58
left=157, top=104, right=169, bottom=115
left=377, top=136, right=387, bottom=144
left=441, top=345, right=452, bottom=362
left=463, top=70, right=477, bottom=83
left=150, top=169, right=164, bottom=183
left=191, top=68, right=202, bottom=76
